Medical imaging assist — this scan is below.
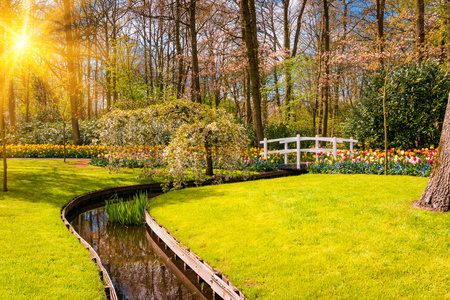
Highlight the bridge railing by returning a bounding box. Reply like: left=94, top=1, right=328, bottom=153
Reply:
left=259, top=135, right=358, bottom=169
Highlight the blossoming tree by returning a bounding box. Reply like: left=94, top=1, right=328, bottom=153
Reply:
left=99, top=99, right=247, bottom=187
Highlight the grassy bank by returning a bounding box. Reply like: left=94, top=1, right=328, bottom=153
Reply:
left=0, top=160, right=146, bottom=299
left=148, top=174, right=450, bottom=299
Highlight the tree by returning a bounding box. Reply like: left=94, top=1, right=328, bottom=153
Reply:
left=415, top=93, right=450, bottom=212
left=62, top=0, right=81, bottom=145
left=240, top=0, right=264, bottom=145
left=99, top=99, right=247, bottom=183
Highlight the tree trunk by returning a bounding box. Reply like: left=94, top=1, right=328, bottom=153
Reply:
left=87, top=40, right=92, bottom=119
left=447, top=0, right=450, bottom=71
left=62, top=0, right=81, bottom=145
left=244, top=69, right=252, bottom=125
left=321, top=0, right=330, bottom=139
left=415, top=94, right=450, bottom=212
left=283, top=0, right=291, bottom=119
left=241, top=0, right=264, bottom=145
left=175, top=0, right=184, bottom=98
left=8, top=80, right=15, bottom=132
left=25, top=71, right=30, bottom=122
left=0, top=75, right=7, bottom=192
left=205, top=139, right=213, bottom=176
left=416, top=0, right=425, bottom=61
left=105, top=24, right=112, bottom=110
left=189, top=0, right=201, bottom=103
left=376, top=0, right=386, bottom=67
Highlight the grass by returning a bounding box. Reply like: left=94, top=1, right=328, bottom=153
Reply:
left=0, top=159, right=146, bottom=299
left=105, top=192, right=148, bottom=225
left=148, top=174, right=450, bottom=299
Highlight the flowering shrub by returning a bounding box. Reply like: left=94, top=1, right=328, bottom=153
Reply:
left=307, top=148, right=437, bottom=177
left=15, top=119, right=100, bottom=145
left=99, top=100, right=249, bottom=189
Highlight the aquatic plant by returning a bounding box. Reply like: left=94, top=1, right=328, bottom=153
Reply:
left=105, top=192, right=148, bottom=226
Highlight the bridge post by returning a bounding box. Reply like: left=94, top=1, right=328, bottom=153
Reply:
left=333, top=137, right=338, bottom=157
left=315, top=135, right=319, bottom=161
left=263, top=138, right=268, bottom=160
left=296, top=134, right=301, bottom=169
left=284, top=142, right=288, bottom=164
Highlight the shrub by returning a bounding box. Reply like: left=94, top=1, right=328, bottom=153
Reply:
left=14, top=119, right=100, bottom=145
left=344, top=60, right=450, bottom=149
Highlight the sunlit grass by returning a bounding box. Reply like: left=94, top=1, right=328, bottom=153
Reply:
left=149, top=174, right=450, bottom=299
left=0, top=160, right=146, bottom=299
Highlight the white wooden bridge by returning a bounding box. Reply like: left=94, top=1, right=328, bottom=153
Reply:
left=260, top=135, right=358, bottom=169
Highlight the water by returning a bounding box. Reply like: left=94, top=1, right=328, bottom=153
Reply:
left=71, top=207, right=209, bottom=300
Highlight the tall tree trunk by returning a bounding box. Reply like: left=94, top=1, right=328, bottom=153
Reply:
left=189, top=0, right=201, bottom=103
left=143, top=0, right=149, bottom=98
left=175, top=0, right=184, bottom=98
left=291, top=0, right=308, bottom=58
left=283, top=0, right=291, bottom=119
left=415, top=94, right=450, bottom=212
left=62, top=0, right=81, bottom=145
left=112, top=24, right=118, bottom=105
left=87, top=41, right=92, bottom=119
left=447, top=0, right=450, bottom=71
left=25, top=71, right=30, bottom=122
left=321, top=0, right=330, bottom=139
left=241, top=0, right=264, bottom=145
left=269, top=3, right=281, bottom=120
left=8, top=81, right=15, bottom=132
left=0, top=74, right=7, bottom=192
left=416, top=0, right=425, bottom=61
left=244, top=69, right=252, bottom=125
left=376, top=0, right=386, bottom=67
left=105, top=24, right=112, bottom=110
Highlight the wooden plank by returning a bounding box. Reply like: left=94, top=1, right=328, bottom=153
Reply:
left=145, top=230, right=208, bottom=300
left=145, top=212, right=246, bottom=300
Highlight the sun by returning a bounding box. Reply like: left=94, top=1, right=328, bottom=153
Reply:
left=14, top=34, right=28, bottom=52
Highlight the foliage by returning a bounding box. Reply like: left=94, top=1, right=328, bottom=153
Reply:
left=307, top=148, right=437, bottom=177
left=148, top=174, right=450, bottom=299
left=345, top=61, right=450, bottom=149
left=105, top=192, right=148, bottom=226
left=12, top=119, right=100, bottom=145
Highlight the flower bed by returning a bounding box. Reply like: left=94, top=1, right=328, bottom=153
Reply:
left=6, top=144, right=107, bottom=158
left=307, top=149, right=437, bottom=177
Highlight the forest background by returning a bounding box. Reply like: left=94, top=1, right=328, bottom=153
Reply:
left=0, top=0, right=449, bottom=150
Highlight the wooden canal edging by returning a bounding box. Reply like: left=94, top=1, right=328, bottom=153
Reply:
left=145, top=211, right=246, bottom=300
left=61, top=170, right=293, bottom=299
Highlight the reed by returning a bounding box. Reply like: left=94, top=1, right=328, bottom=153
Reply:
left=105, top=192, right=148, bottom=225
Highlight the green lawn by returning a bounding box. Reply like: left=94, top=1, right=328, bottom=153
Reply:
left=148, top=174, right=450, bottom=299
left=0, top=159, right=145, bottom=299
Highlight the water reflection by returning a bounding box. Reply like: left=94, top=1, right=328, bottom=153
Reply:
left=71, top=207, right=202, bottom=300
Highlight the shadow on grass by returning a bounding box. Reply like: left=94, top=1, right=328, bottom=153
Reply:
left=0, top=160, right=147, bottom=207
